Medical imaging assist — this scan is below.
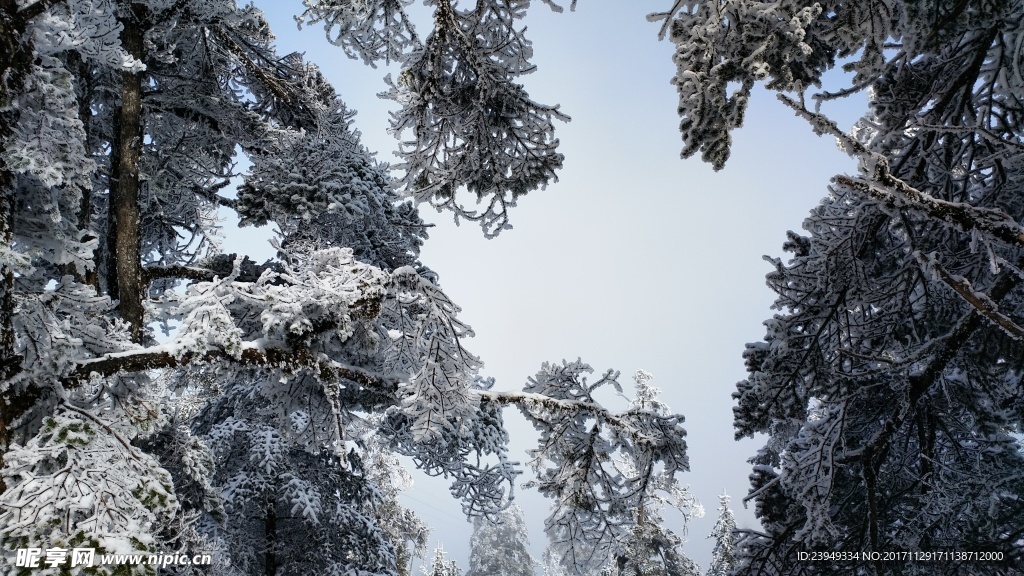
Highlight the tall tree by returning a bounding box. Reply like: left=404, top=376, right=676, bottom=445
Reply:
left=465, top=503, right=535, bottom=576
left=706, top=492, right=735, bottom=576
left=649, top=0, right=1024, bottom=574
left=0, top=2, right=693, bottom=575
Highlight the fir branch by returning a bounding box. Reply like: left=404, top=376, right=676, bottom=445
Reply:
left=916, top=252, right=1024, bottom=339
left=779, top=94, right=1024, bottom=248
left=66, top=344, right=398, bottom=399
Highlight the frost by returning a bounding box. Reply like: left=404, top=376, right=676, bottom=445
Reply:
left=0, top=411, right=177, bottom=573
left=0, top=3, right=707, bottom=575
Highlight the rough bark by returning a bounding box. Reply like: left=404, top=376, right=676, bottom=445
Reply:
left=108, top=1, right=146, bottom=342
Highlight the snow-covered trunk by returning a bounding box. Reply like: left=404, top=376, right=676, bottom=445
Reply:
left=0, top=0, right=42, bottom=485
left=107, top=2, right=146, bottom=342
left=63, top=50, right=98, bottom=287
left=0, top=167, right=14, bottom=467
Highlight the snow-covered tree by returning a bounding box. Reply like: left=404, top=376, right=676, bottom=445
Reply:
left=597, top=501, right=702, bottom=576
left=541, top=371, right=701, bottom=576
left=0, top=2, right=695, bottom=575
left=590, top=372, right=702, bottom=576
left=422, top=542, right=462, bottom=576
left=648, top=0, right=1024, bottom=574
left=589, top=375, right=700, bottom=573
left=465, top=503, right=534, bottom=576
left=300, top=0, right=570, bottom=237
left=706, top=492, right=735, bottom=576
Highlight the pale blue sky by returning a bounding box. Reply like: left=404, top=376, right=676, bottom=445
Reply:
left=234, top=2, right=866, bottom=572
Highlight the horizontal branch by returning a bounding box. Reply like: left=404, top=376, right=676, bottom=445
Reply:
left=66, top=342, right=398, bottom=398
left=142, top=264, right=218, bottom=284
left=142, top=255, right=283, bottom=286
left=835, top=173, right=1024, bottom=248
left=476, top=390, right=664, bottom=450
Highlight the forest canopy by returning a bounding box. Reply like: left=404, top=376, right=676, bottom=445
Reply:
left=1, top=1, right=1023, bottom=575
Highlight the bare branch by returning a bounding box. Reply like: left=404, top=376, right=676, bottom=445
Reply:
left=142, top=264, right=218, bottom=284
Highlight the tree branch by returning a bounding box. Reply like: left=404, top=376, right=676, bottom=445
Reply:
left=838, top=253, right=1024, bottom=465
left=66, top=343, right=395, bottom=392
left=14, top=0, right=62, bottom=24
left=142, top=264, right=218, bottom=284
left=142, top=255, right=283, bottom=285
left=835, top=173, right=1024, bottom=248
left=916, top=252, right=1024, bottom=339
left=210, top=28, right=293, bottom=106
left=476, top=390, right=665, bottom=451
left=778, top=94, right=1024, bottom=249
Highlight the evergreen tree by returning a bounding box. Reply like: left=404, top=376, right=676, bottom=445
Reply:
left=649, top=0, right=1024, bottom=574
left=547, top=372, right=702, bottom=576
left=706, top=492, right=735, bottom=576
left=465, top=504, right=535, bottom=576
left=595, top=469, right=703, bottom=576
left=0, top=2, right=694, bottom=575
left=423, top=543, right=462, bottom=576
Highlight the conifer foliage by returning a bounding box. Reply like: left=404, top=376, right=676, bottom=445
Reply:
left=465, top=503, right=535, bottom=576
left=651, top=1, right=1024, bottom=574
left=706, top=492, right=735, bottom=576
left=302, top=0, right=571, bottom=237
left=0, top=2, right=693, bottom=575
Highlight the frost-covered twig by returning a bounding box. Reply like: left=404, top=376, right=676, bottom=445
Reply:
left=779, top=94, right=1024, bottom=248
left=915, top=251, right=1024, bottom=339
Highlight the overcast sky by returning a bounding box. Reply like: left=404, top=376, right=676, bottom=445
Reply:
left=234, top=2, right=867, bottom=572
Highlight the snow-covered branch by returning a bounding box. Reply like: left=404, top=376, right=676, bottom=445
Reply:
left=476, top=389, right=665, bottom=450
left=916, top=251, right=1024, bottom=340
left=779, top=94, right=1024, bottom=249
left=67, top=343, right=397, bottom=394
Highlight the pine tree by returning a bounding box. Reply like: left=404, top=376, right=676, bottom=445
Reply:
left=465, top=504, right=535, bottom=576
left=599, top=509, right=702, bottom=576
left=423, top=543, right=462, bottom=576
left=706, top=492, right=735, bottom=576
left=595, top=472, right=703, bottom=576
left=650, top=0, right=1024, bottom=574
left=0, top=2, right=695, bottom=575
left=545, top=371, right=702, bottom=576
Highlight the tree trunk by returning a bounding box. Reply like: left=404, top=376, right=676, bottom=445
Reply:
left=0, top=158, right=17, bottom=472
left=59, top=50, right=99, bottom=288
left=264, top=501, right=277, bottom=576
left=108, top=2, right=146, bottom=342
left=0, top=0, right=59, bottom=490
